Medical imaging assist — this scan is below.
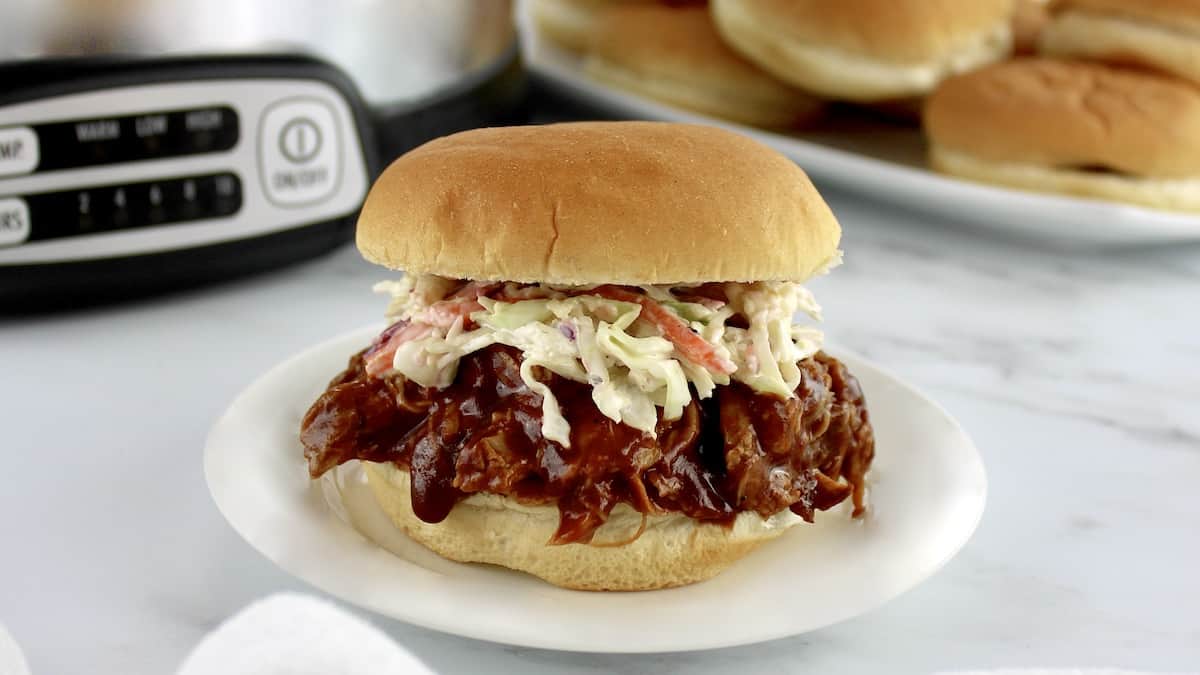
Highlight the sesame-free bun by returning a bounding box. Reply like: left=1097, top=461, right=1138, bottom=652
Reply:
left=363, top=461, right=802, bottom=591
left=583, top=5, right=824, bottom=128
left=925, top=59, right=1200, bottom=211
left=710, top=0, right=1015, bottom=102
left=356, top=122, right=842, bottom=284
left=531, top=0, right=604, bottom=51
left=1047, top=0, right=1200, bottom=29
left=1013, top=0, right=1050, bottom=55
left=1039, top=0, right=1200, bottom=86
left=532, top=0, right=654, bottom=52
left=929, top=146, right=1200, bottom=212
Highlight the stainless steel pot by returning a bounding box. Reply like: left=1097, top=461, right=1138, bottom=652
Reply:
left=0, top=0, right=517, bottom=108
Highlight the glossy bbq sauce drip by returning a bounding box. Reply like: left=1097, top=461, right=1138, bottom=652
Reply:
left=301, top=345, right=874, bottom=544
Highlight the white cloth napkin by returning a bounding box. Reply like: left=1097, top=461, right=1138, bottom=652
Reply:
left=0, top=623, right=31, bottom=675
left=177, top=593, right=435, bottom=675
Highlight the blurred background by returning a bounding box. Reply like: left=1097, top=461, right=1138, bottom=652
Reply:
left=6, top=0, right=1199, bottom=308
left=1, top=2, right=1197, bottom=674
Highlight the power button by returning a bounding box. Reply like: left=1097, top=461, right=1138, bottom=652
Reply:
left=259, top=98, right=341, bottom=207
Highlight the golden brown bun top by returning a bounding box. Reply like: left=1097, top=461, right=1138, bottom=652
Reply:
left=592, top=5, right=786, bottom=84
left=924, top=58, right=1200, bottom=178
left=731, top=0, right=1016, bottom=62
left=356, top=122, right=841, bottom=284
left=1050, top=0, right=1200, bottom=31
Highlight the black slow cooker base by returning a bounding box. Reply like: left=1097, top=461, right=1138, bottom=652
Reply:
left=0, top=218, right=353, bottom=313
left=0, top=46, right=527, bottom=312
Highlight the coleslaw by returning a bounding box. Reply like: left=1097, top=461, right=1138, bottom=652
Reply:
left=366, top=274, right=830, bottom=447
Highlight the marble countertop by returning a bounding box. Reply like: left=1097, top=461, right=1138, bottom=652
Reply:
left=2, top=186, right=1198, bottom=675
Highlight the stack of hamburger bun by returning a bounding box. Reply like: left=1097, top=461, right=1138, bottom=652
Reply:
left=925, top=59, right=1200, bottom=212
left=583, top=4, right=825, bottom=128
left=927, top=0, right=1200, bottom=211
left=709, top=0, right=1015, bottom=102
left=534, top=0, right=1016, bottom=126
left=532, top=0, right=1200, bottom=212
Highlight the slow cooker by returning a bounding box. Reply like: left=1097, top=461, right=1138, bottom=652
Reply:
left=0, top=0, right=524, bottom=308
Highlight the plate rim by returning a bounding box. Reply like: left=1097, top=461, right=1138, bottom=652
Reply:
left=204, top=325, right=988, bottom=653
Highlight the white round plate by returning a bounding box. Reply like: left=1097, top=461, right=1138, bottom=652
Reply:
left=515, top=1, right=1200, bottom=248
left=205, top=325, right=986, bottom=653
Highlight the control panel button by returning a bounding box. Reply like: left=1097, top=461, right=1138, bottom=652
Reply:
left=0, top=127, right=39, bottom=177
left=259, top=99, right=340, bottom=207
left=279, top=117, right=323, bottom=163
left=32, top=107, right=238, bottom=173
left=18, top=172, right=242, bottom=243
left=0, top=198, right=30, bottom=247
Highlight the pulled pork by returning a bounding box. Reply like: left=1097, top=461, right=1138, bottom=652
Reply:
left=301, top=345, right=874, bottom=544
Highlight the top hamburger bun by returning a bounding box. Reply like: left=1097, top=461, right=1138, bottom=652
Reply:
left=710, top=0, right=1016, bottom=102
left=583, top=5, right=824, bottom=128
left=356, top=122, right=842, bottom=284
left=1039, top=0, right=1200, bottom=86
left=925, top=58, right=1200, bottom=210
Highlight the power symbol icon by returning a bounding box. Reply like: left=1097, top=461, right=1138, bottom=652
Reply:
left=278, top=117, right=323, bottom=164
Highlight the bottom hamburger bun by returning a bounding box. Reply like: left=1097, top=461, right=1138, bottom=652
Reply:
left=583, top=5, right=824, bottom=128
left=929, top=145, right=1200, bottom=212
left=1039, top=8, right=1200, bottom=87
left=363, top=461, right=803, bottom=591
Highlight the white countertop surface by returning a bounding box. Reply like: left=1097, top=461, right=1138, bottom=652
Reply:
left=2, top=187, right=1198, bottom=674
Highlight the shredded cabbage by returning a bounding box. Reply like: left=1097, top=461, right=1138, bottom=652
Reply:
left=371, top=272, right=835, bottom=446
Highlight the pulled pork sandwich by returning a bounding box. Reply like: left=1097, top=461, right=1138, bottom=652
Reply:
left=300, top=121, right=875, bottom=591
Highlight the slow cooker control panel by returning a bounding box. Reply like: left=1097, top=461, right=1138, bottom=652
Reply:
left=0, top=77, right=370, bottom=264
left=12, top=172, right=242, bottom=245
left=0, top=105, right=239, bottom=173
